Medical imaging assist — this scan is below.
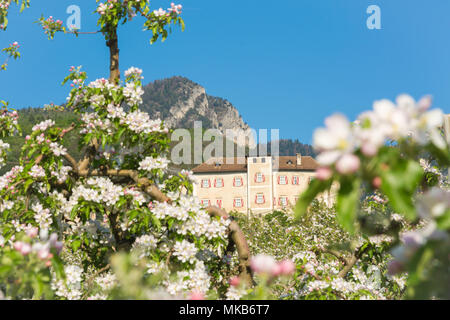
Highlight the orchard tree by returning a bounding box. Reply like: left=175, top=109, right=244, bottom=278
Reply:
left=0, top=0, right=252, bottom=300
left=296, top=95, right=450, bottom=299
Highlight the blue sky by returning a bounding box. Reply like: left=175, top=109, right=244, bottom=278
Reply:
left=1, top=0, right=450, bottom=144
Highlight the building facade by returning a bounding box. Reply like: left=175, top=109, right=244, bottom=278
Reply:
left=192, top=155, right=334, bottom=214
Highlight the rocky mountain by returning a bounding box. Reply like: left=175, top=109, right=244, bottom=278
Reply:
left=1, top=76, right=315, bottom=174
left=139, top=76, right=315, bottom=155
left=140, top=76, right=251, bottom=134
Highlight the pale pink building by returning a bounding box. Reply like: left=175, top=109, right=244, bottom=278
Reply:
left=192, top=155, right=334, bottom=214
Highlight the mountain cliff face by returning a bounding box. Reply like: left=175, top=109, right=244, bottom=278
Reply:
left=140, top=76, right=251, bottom=134
left=0, top=77, right=315, bottom=174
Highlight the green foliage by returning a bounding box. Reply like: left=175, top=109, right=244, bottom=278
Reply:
left=1, top=108, right=81, bottom=175
left=235, top=203, right=406, bottom=300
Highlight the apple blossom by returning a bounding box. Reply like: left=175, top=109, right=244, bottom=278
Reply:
left=250, top=254, right=277, bottom=275
left=335, top=153, right=360, bottom=174
left=277, top=260, right=296, bottom=276
left=314, top=113, right=356, bottom=166
left=316, top=167, right=333, bottom=181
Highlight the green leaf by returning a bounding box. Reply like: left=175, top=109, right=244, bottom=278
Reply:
left=380, top=159, right=423, bottom=220
left=127, top=209, right=140, bottom=220
left=436, top=210, right=450, bottom=230
left=295, top=179, right=332, bottom=220
left=24, top=179, right=34, bottom=192
left=167, top=218, right=175, bottom=229
left=70, top=204, right=79, bottom=219
left=405, top=244, right=435, bottom=299
left=71, top=239, right=81, bottom=252
left=52, top=254, right=65, bottom=279
left=336, top=177, right=361, bottom=234
left=102, top=134, right=107, bottom=149
left=151, top=215, right=161, bottom=232
left=116, top=127, right=126, bottom=141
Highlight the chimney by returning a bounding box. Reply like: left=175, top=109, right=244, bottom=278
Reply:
left=296, top=153, right=302, bottom=166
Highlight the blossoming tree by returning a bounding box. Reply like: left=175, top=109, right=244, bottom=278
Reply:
left=296, top=95, right=450, bottom=299
left=0, top=0, right=252, bottom=300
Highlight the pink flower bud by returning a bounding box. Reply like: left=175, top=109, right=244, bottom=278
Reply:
left=250, top=254, right=277, bottom=275
left=361, top=143, right=378, bottom=157
left=372, top=177, right=382, bottom=189
left=417, top=95, right=432, bottom=112
left=336, top=154, right=360, bottom=174
left=13, top=241, right=23, bottom=252
left=20, top=243, right=32, bottom=256
left=278, top=260, right=296, bottom=276
left=189, top=291, right=204, bottom=300
left=53, top=241, right=63, bottom=253
left=38, top=247, right=50, bottom=260
left=316, top=167, right=333, bottom=181
left=26, top=227, right=38, bottom=239
left=49, top=233, right=58, bottom=245
left=229, top=276, right=241, bottom=287
left=271, top=263, right=282, bottom=276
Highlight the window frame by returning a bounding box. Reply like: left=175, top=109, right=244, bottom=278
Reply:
left=233, top=176, right=243, bottom=187
left=255, top=172, right=265, bottom=183
left=255, top=193, right=265, bottom=205
left=201, top=179, right=211, bottom=188
left=214, top=178, right=224, bottom=188
left=278, top=175, right=288, bottom=185
left=279, top=196, right=288, bottom=207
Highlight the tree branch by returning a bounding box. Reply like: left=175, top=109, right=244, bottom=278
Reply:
left=337, top=254, right=358, bottom=278
left=78, top=138, right=99, bottom=172
left=320, top=246, right=361, bottom=278
left=106, top=27, right=120, bottom=84
left=76, top=167, right=253, bottom=284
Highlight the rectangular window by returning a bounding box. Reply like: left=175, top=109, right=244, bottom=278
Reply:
left=278, top=175, right=288, bottom=185
left=292, top=176, right=299, bottom=185
left=201, top=199, right=210, bottom=207
left=261, top=158, right=266, bottom=163
left=253, top=158, right=257, bottom=163
left=234, top=198, right=243, bottom=208
left=216, top=199, right=222, bottom=208
left=279, top=196, right=288, bottom=207
left=201, top=179, right=210, bottom=188
left=215, top=178, right=224, bottom=188
left=255, top=173, right=264, bottom=183
left=255, top=193, right=265, bottom=204
left=234, top=177, right=243, bottom=187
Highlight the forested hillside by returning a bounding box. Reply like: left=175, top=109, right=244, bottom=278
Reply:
left=2, top=107, right=315, bottom=173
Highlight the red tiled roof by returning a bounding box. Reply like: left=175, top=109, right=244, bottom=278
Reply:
left=276, top=156, right=319, bottom=171
left=192, top=156, right=319, bottom=173
left=192, top=157, right=247, bottom=173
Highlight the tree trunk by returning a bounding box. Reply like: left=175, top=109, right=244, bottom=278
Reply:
left=107, top=28, right=120, bottom=84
